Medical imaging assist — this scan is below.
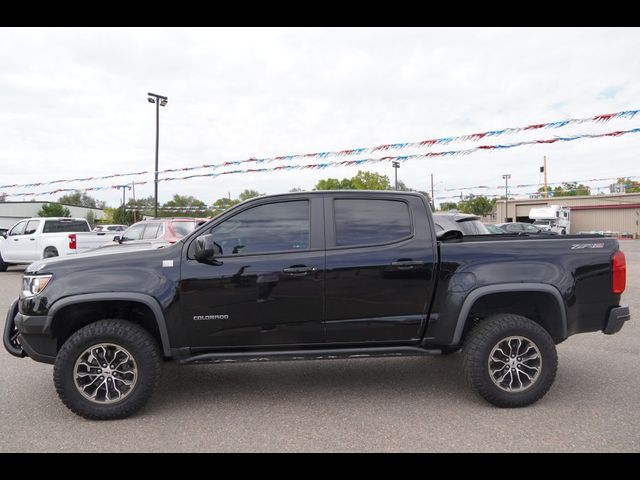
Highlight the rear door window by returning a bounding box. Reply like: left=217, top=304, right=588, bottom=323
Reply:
left=142, top=224, right=163, bottom=239
left=334, top=199, right=412, bottom=246
left=24, top=220, right=40, bottom=235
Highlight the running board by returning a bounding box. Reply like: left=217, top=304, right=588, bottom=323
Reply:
left=178, top=346, right=442, bottom=365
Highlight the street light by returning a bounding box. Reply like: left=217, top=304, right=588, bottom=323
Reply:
left=392, top=161, right=400, bottom=190
left=147, top=92, right=168, bottom=218
left=502, top=174, right=511, bottom=222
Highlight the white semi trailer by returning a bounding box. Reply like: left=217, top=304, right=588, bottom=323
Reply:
left=529, top=205, right=571, bottom=235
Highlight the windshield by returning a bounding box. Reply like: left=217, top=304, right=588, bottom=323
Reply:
left=457, top=219, right=490, bottom=235
left=171, top=221, right=196, bottom=237
left=533, top=220, right=551, bottom=225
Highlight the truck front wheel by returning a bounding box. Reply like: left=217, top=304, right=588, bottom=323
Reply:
left=0, top=252, right=7, bottom=272
left=53, top=320, right=161, bottom=420
left=463, top=314, right=557, bottom=408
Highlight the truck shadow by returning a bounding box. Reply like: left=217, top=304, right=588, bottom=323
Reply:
left=149, top=355, right=473, bottom=412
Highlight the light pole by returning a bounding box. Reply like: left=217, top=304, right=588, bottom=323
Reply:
left=147, top=92, right=168, bottom=218
left=392, top=161, right=400, bottom=190
left=502, top=174, right=511, bottom=222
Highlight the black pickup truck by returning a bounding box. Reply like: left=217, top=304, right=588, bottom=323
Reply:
left=3, top=191, right=630, bottom=419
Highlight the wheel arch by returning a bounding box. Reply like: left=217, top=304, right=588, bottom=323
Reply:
left=454, top=283, right=567, bottom=344
left=46, top=293, right=171, bottom=357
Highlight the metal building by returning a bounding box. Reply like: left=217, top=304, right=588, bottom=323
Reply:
left=495, top=193, right=640, bottom=237
left=0, top=202, right=104, bottom=230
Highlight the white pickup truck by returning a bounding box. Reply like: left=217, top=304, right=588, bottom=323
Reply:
left=0, top=217, right=119, bottom=271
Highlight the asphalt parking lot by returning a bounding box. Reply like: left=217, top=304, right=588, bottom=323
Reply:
left=1, top=242, right=638, bottom=452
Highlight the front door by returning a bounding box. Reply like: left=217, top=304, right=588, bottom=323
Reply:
left=180, top=196, right=325, bottom=349
left=2, top=220, right=27, bottom=262
left=323, top=194, right=437, bottom=344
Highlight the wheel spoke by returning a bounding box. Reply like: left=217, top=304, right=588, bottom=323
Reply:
left=74, top=343, right=138, bottom=405
left=488, top=335, right=542, bottom=393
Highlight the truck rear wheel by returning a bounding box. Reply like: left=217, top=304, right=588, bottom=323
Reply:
left=463, top=314, right=557, bottom=408
left=43, top=247, right=58, bottom=258
left=0, top=252, right=7, bottom=272
left=53, top=320, right=161, bottom=420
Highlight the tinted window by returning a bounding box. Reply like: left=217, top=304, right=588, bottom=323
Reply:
left=43, top=220, right=90, bottom=233
left=9, top=221, right=26, bottom=236
left=107, top=226, right=124, bottom=231
left=171, top=221, right=196, bottom=238
left=24, top=220, right=40, bottom=235
left=334, top=199, right=411, bottom=246
left=142, top=224, right=162, bottom=239
left=121, top=223, right=146, bottom=241
left=524, top=224, right=539, bottom=232
left=210, top=201, right=309, bottom=255
left=456, top=219, right=490, bottom=235
left=506, top=224, right=523, bottom=232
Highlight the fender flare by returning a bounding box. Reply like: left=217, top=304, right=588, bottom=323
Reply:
left=46, top=292, right=171, bottom=356
left=452, top=283, right=567, bottom=344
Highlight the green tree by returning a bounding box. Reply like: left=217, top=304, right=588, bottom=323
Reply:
left=86, top=210, right=96, bottom=228
left=0, top=192, right=6, bottom=202
left=58, top=191, right=106, bottom=209
left=539, top=182, right=590, bottom=197
left=458, top=196, right=496, bottom=216
left=289, top=187, right=305, bottom=192
left=351, top=170, right=391, bottom=190
left=315, top=177, right=354, bottom=190
left=38, top=203, right=71, bottom=217
left=239, top=189, right=262, bottom=201
left=438, top=201, right=459, bottom=211
left=618, top=177, right=640, bottom=193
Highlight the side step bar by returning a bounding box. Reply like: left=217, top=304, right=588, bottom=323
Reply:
left=178, top=346, right=443, bottom=365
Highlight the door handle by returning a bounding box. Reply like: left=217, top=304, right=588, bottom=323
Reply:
left=13, top=239, right=19, bottom=242
left=29, top=238, right=35, bottom=241
left=390, top=260, right=424, bottom=270
left=282, top=266, right=317, bottom=275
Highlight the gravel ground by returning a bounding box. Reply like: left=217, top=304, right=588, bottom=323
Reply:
left=1, top=242, right=638, bottom=452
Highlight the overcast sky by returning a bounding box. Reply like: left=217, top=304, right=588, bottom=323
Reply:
left=1, top=27, right=639, bottom=207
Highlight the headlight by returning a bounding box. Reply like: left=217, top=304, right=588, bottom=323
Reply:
left=22, top=275, right=52, bottom=297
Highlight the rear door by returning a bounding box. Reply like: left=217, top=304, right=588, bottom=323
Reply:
left=323, top=193, right=437, bottom=344
left=21, top=219, right=41, bottom=261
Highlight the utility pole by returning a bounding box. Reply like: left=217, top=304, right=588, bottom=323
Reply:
left=502, top=174, right=511, bottom=222
left=392, top=161, right=400, bottom=190
left=543, top=156, right=548, bottom=198
left=131, top=181, right=137, bottom=223
left=147, top=92, right=168, bottom=218
left=117, top=185, right=132, bottom=224
left=430, top=173, right=435, bottom=211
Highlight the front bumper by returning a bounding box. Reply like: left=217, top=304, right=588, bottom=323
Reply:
left=603, top=305, right=631, bottom=335
left=3, top=299, right=56, bottom=364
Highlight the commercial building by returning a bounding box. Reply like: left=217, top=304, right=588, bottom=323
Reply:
left=0, top=202, right=104, bottom=230
left=495, top=193, right=640, bottom=237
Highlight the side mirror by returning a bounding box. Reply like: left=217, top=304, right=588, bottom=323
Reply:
left=113, top=235, right=121, bottom=243
left=194, top=234, right=216, bottom=261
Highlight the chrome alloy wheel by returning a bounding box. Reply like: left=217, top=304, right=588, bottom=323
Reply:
left=73, top=343, right=138, bottom=404
left=488, top=336, right=542, bottom=392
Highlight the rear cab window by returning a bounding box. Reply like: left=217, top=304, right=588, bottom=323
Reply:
left=171, top=221, right=196, bottom=238
left=42, top=220, right=90, bottom=233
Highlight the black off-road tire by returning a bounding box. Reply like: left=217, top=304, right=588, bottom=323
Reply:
left=54, top=320, right=161, bottom=420
left=463, top=314, right=557, bottom=408
left=43, top=247, right=58, bottom=258
left=0, top=252, right=7, bottom=272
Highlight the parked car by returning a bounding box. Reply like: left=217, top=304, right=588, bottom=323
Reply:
left=93, top=224, right=126, bottom=233
left=497, top=222, right=558, bottom=235
left=433, top=212, right=490, bottom=235
left=0, top=217, right=120, bottom=271
left=484, top=223, right=504, bottom=234
left=99, top=218, right=203, bottom=250
left=4, top=191, right=629, bottom=419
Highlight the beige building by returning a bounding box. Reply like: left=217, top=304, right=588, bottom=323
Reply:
left=495, top=193, right=640, bottom=237
left=0, top=202, right=104, bottom=230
